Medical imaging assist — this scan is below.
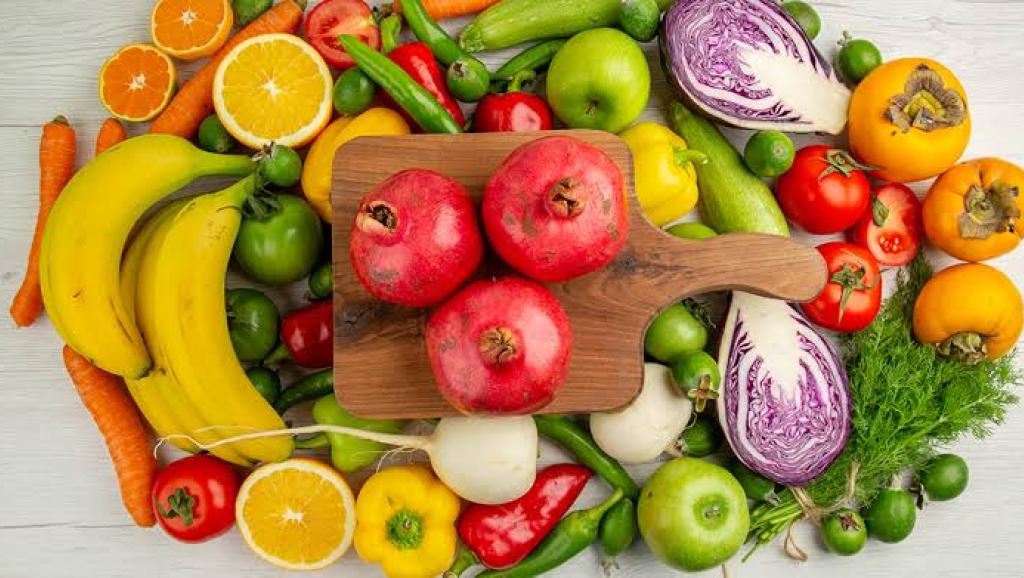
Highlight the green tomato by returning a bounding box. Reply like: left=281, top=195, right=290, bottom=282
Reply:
left=446, top=56, right=490, bottom=103
left=232, top=0, right=271, bottom=26
left=638, top=458, right=749, bottom=572
left=920, top=454, right=969, bottom=502
left=821, top=509, right=866, bottom=556
left=196, top=115, right=236, bottom=153
left=235, top=194, right=323, bottom=286
left=670, top=351, right=721, bottom=412
left=245, top=366, right=281, bottom=405
left=225, top=288, right=279, bottom=362
left=678, top=415, right=722, bottom=458
left=644, top=302, right=708, bottom=362
left=620, top=0, right=659, bottom=42
left=836, top=34, right=883, bottom=84
left=259, top=144, right=302, bottom=188
left=333, top=67, right=375, bottom=116
left=666, top=222, right=718, bottom=240
left=864, top=489, right=916, bottom=543
left=782, top=1, right=821, bottom=39
left=729, top=460, right=778, bottom=502
left=744, top=130, right=795, bottom=178
left=308, top=261, right=333, bottom=299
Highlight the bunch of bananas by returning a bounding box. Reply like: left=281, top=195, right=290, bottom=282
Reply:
left=41, top=135, right=292, bottom=465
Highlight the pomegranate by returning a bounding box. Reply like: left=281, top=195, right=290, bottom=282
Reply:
left=481, top=136, right=629, bottom=282
left=349, top=169, right=484, bottom=307
left=426, top=276, right=573, bottom=415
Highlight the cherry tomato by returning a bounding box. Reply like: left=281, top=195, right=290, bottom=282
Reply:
left=800, top=242, right=882, bottom=333
left=304, top=0, right=379, bottom=70
left=152, top=455, right=240, bottom=543
left=776, top=145, right=873, bottom=234
left=850, top=183, right=922, bottom=266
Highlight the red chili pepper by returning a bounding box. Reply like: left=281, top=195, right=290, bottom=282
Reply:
left=278, top=300, right=333, bottom=369
left=473, top=71, right=552, bottom=133
left=378, top=14, right=464, bottom=129
left=457, top=463, right=592, bottom=569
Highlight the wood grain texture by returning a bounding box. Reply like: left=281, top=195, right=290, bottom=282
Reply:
left=331, top=131, right=825, bottom=417
left=1, top=0, right=1023, bottom=577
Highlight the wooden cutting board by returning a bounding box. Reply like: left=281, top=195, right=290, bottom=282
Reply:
left=331, top=130, right=825, bottom=418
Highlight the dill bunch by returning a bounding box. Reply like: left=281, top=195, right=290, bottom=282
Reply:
left=747, top=253, right=1021, bottom=553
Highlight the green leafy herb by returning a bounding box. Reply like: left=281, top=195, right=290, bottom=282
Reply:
left=747, top=253, right=1020, bottom=555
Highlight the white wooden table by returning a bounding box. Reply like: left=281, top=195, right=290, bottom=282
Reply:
left=1, top=1, right=1022, bottom=576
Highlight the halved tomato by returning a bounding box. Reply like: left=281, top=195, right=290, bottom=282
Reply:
left=304, top=0, right=379, bottom=70
left=850, top=183, right=922, bottom=266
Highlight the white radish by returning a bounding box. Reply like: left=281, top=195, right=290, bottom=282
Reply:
left=168, top=415, right=538, bottom=504
left=590, top=362, right=693, bottom=464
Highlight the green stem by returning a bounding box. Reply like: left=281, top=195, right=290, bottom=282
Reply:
left=197, top=151, right=257, bottom=178
left=381, top=13, right=401, bottom=54
left=263, top=342, right=292, bottom=366
left=672, top=147, right=708, bottom=168
left=506, top=70, right=535, bottom=93
left=444, top=544, right=479, bottom=578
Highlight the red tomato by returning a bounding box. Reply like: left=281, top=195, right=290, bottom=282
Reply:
left=800, top=242, right=882, bottom=333
left=850, top=183, right=922, bottom=266
left=776, top=145, right=873, bottom=234
left=152, top=455, right=240, bottom=543
left=304, top=0, right=379, bottom=70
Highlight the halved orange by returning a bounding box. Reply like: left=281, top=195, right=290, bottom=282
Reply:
left=213, top=33, right=333, bottom=149
left=151, top=0, right=233, bottom=61
left=98, top=44, right=177, bottom=122
left=236, top=459, right=356, bottom=571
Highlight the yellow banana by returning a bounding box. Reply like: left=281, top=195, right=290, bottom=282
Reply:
left=119, top=200, right=198, bottom=454
left=40, top=134, right=255, bottom=378
left=145, top=176, right=292, bottom=463
left=131, top=198, right=252, bottom=466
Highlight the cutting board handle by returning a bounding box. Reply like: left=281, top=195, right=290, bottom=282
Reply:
left=616, top=224, right=827, bottom=313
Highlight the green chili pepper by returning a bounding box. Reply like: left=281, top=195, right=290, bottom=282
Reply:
left=477, top=489, right=623, bottom=578
left=533, top=415, right=639, bottom=500
left=493, top=39, right=567, bottom=80
left=274, top=369, right=333, bottom=414
left=599, top=498, right=637, bottom=561
left=337, top=34, right=462, bottom=134
left=400, top=0, right=470, bottom=66
left=310, top=395, right=406, bottom=472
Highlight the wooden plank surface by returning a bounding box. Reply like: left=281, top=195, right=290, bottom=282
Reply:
left=1, top=0, right=1023, bottom=577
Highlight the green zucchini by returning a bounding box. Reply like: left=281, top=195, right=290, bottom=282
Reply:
left=667, top=101, right=789, bottom=236
left=459, top=0, right=620, bottom=53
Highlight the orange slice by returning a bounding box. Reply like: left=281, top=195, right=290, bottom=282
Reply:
left=151, top=0, right=233, bottom=61
left=236, top=459, right=356, bottom=571
left=213, top=33, right=333, bottom=149
left=98, top=44, right=177, bottom=122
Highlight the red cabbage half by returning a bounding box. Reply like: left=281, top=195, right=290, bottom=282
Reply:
left=717, top=293, right=850, bottom=486
left=660, top=0, right=850, bottom=134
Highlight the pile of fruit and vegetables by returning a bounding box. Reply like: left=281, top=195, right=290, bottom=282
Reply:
left=11, top=0, right=1024, bottom=574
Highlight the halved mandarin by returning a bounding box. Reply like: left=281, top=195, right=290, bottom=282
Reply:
left=98, top=44, right=177, bottom=122
left=151, top=0, right=233, bottom=61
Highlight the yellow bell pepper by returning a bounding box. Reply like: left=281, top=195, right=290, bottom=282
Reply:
left=301, top=108, right=411, bottom=221
left=354, top=465, right=459, bottom=578
left=619, top=121, right=706, bottom=227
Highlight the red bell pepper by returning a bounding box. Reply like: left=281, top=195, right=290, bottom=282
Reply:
left=268, top=300, right=333, bottom=369
left=473, top=71, right=552, bottom=133
left=379, top=14, right=465, bottom=129
left=457, top=463, right=592, bottom=569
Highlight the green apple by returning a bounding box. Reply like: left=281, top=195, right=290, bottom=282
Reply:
left=638, top=457, right=750, bottom=572
left=546, top=28, right=651, bottom=133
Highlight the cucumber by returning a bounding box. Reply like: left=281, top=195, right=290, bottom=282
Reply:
left=459, top=0, right=620, bottom=53
left=621, top=0, right=660, bottom=42
left=667, top=101, right=789, bottom=236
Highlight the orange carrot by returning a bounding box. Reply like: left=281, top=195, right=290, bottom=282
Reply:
left=396, top=0, right=500, bottom=20
left=9, top=116, right=76, bottom=327
left=149, top=0, right=304, bottom=138
left=63, top=346, right=157, bottom=527
left=94, top=117, right=127, bottom=155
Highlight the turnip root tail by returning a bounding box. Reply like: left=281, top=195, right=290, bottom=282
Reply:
left=160, top=424, right=429, bottom=453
